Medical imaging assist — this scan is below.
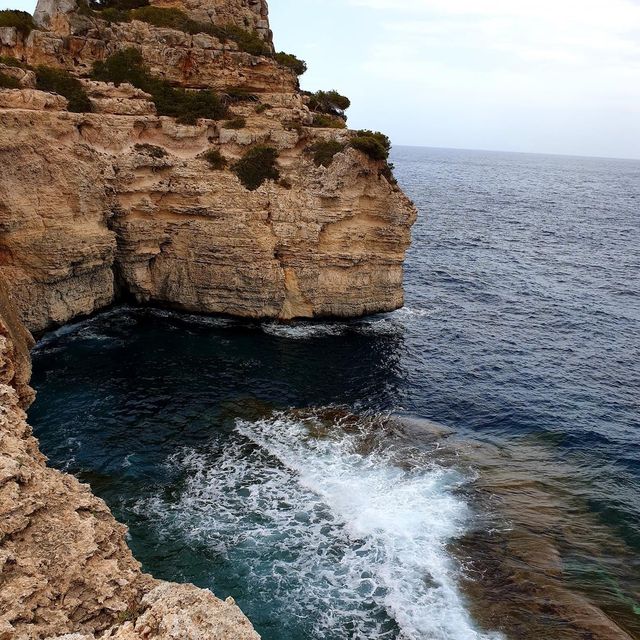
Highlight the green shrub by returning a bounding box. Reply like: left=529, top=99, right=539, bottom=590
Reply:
left=92, top=48, right=227, bottom=124
left=380, top=162, right=397, bottom=185
left=311, top=113, right=346, bottom=129
left=307, top=90, right=350, bottom=117
left=35, top=66, right=92, bottom=112
left=308, top=140, right=346, bottom=167
left=274, top=51, right=307, bottom=76
left=233, top=145, right=280, bottom=191
left=91, top=48, right=148, bottom=86
left=203, top=148, right=227, bottom=170
left=0, top=55, right=30, bottom=69
left=223, top=116, right=246, bottom=129
left=283, top=120, right=304, bottom=135
left=129, top=6, right=195, bottom=31
left=221, top=24, right=270, bottom=56
left=0, top=10, right=35, bottom=38
left=134, top=143, right=167, bottom=158
left=254, top=103, right=271, bottom=114
left=0, top=72, right=20, bottom=89
left=349, top=130, right=391, bottom=161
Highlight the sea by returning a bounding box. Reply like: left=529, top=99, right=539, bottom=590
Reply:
left=29, top=146, right=640, bottom=640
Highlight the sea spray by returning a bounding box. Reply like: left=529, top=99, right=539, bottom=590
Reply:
left=137, top=412, right=501, bottom=640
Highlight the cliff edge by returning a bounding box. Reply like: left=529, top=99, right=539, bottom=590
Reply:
left=0, top=0, right=416, bottom=334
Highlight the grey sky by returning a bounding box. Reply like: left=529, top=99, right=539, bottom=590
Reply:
left=3, top=0, right=640, bottom=158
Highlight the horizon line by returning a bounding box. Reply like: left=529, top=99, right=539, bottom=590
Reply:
left=391, top=143, right=640, bottom=163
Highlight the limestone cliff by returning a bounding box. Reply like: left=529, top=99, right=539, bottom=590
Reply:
left=0, top=0, right=415, bottom=334
left=0, top=0, right=416, bottom=636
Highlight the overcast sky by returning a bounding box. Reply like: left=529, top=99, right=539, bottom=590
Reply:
left=4, top=0, right=640, bottom=158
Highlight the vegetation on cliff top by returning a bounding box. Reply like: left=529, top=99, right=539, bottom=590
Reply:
left=274, top=52, right=307, bottom=76
left=307, top=90, right=351, bottom=118
left=92, top=48, right=227, bottom=124
left=81, top=2, right=271, bottom=56
left=233, top=145, right=280, bottom=191
left=305, top=90, right=351, bottom=128
left=350, top=130, right=392, bottom=161
left=310, top=113, right=347, bottom=129
left=308, top=140, right=347, bottom=167
left=0, top=9, right=35, bottom=37
left=35, top=66, right=93, bottom=112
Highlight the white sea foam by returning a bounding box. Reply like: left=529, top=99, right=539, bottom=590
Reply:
left=138, top=413, right=501, bottom=640
left=261, top=321, right=347, bottom=339
left=260, top=306, right=440, bottom=340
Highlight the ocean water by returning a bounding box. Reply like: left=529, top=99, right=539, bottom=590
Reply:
left=29, top=147, right=640, bottom=639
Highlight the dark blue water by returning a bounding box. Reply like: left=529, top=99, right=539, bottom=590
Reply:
left=29, top=147, right=640, bottom=640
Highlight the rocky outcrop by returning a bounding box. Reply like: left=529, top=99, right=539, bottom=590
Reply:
left=0, top=5, right=415, bottom=334
left=0, top=106, right=414, bottom=333
left=0, top=0, right=415, bottom=635
left=0, top=280, right=260, bottom=639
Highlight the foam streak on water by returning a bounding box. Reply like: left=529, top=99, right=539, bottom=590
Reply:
left=139, top=413, right=500, bottom=640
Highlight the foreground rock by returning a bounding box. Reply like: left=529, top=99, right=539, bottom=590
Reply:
left=0, top=279, right=260, bottom=639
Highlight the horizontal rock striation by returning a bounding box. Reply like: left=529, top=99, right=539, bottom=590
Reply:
left=0, top=0, right=415, bottom=636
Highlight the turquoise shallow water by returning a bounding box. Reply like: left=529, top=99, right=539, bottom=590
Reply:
left=29, top=147, right=640, bottom=639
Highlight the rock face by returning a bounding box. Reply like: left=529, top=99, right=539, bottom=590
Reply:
left=0, top=0, right=415, bottom=636
left=0, top=276, right=261, bottom=640
left=0, top=9, right=416, bottom=334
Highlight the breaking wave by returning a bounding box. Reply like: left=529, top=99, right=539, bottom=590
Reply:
left=137, top=412, right=501, bottom=640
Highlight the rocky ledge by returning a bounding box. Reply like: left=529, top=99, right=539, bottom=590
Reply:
left=0, top=0, right=416, bottom=636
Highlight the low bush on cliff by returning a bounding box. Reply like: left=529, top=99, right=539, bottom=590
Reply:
left=80, top=3, right=270, bottom=56
left=203, top=148, right=227, bottom=170
left=92, top=48, right=227, bottom=124
left=0, top=72, right=20, bottom=89
left=274, top=52, right=307, bottom=76
left=220, top=24, right=271, bottom=56
left=307, top=90, right=351, bottom=118
left=0, top=10, right=35, bottom=37
left=223, top=116, right=246, bottom=130
left=35, top=66, right=92, bottom=112
left=310, top=113, right=346, bottom=129
left=134, top=143, right=167, bottom=158
left=0, top=55, right=30, bottom=69
left=348, top=130, right=397, bottom=184
left=349, top=130, right=391, bottom=161
left=233, top=145, right=280, bottom=191
left=308, top=140, right=346, bottom=168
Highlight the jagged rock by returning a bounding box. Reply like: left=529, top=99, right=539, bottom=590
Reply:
left=82, top=81, right=156, bottom=115
left=0, top=64, right=36, bottom=88
left=0, top=88, right=68, bottom=111
left=33, top=0, right=78, bottom=29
